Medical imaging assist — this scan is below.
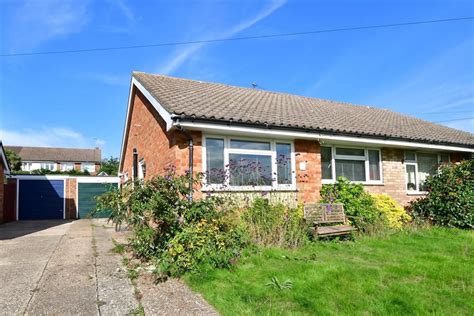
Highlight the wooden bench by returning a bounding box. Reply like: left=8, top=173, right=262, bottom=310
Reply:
left=304, top=203, right=356, bottom=237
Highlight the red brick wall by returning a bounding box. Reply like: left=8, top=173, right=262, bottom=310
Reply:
left=65, top=178, right=77, bottom=219
left=295, top=139, right=321, bottom=204
left=121, top=88, right=202, bottom=190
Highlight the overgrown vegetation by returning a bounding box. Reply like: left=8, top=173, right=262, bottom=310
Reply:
left=5, top=149, right=21, bottom=171
left=409, top=159, right=473, bottom=229
left=96, top=167, right=247, bottom=278
left=11, top=168, right=91, bottom=175
left=320, top=177, right=410, bottom=233
left=241, top=198, right=308, bottom=248
left=99, top=156, right=119, bottom=175
left=186, top=227, right=474, bottom=315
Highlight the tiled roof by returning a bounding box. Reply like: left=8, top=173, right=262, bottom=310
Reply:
left=5, top=146, right=101, bottom=163
left=133, top=72, right=474, bottom=147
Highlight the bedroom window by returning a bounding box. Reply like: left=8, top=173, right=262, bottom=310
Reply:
left=404, top=151, right=450, bottom=193
left=321, top=146, right=382, bottom=183
left=203, top=137, right=295, bottom=190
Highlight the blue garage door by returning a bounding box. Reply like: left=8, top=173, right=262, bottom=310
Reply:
left=19, top=180, right=64, bottom=220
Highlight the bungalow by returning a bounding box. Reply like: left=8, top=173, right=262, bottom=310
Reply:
left=6, top=146, right=101, bottom=175
left=119, top=72, right=473, bottom=206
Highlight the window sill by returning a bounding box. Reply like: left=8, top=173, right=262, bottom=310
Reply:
left=406, top=192, right=428, bottom=196
left=201, top=186, right=297, bottom=192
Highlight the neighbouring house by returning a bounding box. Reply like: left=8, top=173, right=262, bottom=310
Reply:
left=1, top=141, right=12, bottom=222
left=119, top=72, right=474, bottom=206
left=5, top=146, right=102, bottom=175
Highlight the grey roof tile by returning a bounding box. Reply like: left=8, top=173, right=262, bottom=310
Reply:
left=5, top=146, right=101, bottom=163
left=133, top=72, right=474, bottom=147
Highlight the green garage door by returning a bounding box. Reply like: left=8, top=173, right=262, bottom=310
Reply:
left=78, top=183, right=118, bottom=219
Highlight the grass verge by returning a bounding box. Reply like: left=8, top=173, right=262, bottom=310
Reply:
left=185, top=227, right=473, bottom=315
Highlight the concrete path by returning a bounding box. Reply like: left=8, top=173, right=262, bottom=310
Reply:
left=0, top=219, right=138, bottom=315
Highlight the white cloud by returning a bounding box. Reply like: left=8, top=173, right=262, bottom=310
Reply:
left=156, top=0, right=286, bottom=75
left=112, top=0, right=135, bottom=23
left=0, top=127, right=100, bottom=148
left=9, top=0, right=90, bottom=52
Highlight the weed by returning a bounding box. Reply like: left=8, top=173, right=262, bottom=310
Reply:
left=265, top=276, right=293, bottom=290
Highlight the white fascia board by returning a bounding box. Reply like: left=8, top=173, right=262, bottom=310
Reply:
left=1, top=144, right=11, bottom=174
left=12, top=175, right=71, bottom=180
left=176, top=121, right=474, bottom=153
left=76, top=176, right=120, bottom=183
left=119, top=77, right=173, bottom=171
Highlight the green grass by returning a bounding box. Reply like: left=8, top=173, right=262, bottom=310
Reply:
left=185, top=228, right=474, bottom=315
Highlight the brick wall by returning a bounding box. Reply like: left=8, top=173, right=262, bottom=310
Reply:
left=121, top=88, right=202, bottom=193
left=294, top=139, right=321, bottom=204
left=65, top=178, right=77, bottom=219
left=363, top=147, right=421, bottom=206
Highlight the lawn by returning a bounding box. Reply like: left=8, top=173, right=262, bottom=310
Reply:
left=185, top=228, right=473, bottom=315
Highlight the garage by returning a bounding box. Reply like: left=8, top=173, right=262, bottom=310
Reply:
left=18, top=179, right=65, bottom=220
left=77, top=182, right=118, bottom=219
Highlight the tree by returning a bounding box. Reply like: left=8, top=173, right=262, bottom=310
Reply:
left=5, top=149, right=21, bottom=171
left=99, top=157, right=119, bottom=176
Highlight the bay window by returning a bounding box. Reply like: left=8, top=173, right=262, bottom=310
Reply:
left=203, top=137, right=295, bottom=190
left=404, top=151, right=450, bottom=193
left=321, top=146, right=382, bottom=183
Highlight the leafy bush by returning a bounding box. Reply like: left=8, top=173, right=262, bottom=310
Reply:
left=409, top=159, right=473, bottom=229
left=372, top=194, right=411, bottom=229
left=160, top=219, right=246, bottom=276
left=320, top=177, right=383, bottom=232
left=241, top=198, right=308, bottom=248
left=98, top=166, right=247, bottom=277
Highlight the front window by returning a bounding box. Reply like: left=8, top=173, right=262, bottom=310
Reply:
left=321, top=146, right=382, bottom=183
left=41, top=162, right=56, bottom=171
left=404, top=151, right=450, bottom=193
left=61, top=163, right=74, bottom=171
left=203, top=137, right=295, bottom=189
left=82, top=163, right=96, bottom=173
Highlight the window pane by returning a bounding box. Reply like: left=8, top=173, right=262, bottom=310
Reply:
left=335, top=159, right=365, bottom=181
left=335, top=147, right=365, bottom=156
left=368, top=150, right=381, bottom=181
left=229, top=154, right=272, bottom=186
left=406, top=165, right=417, bottom=191
left=321, top=146, right=332, bottom=180
left=417, top=153, right=437, bottom=191
left=206, top=138, right=225, bottom=184
left=230, top=139, right=271, bottom=150
left=276, top=143, right=292, bottom=184
left=439, top=153, right=450, bottom=164
left=405, top=151, right=416, bottom=161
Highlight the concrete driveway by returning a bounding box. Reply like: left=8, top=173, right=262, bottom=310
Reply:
left=0, top=219, right=138, bottom=315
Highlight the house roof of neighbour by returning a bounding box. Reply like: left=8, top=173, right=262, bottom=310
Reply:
left=133, top=72, right=474, bottom=148
left=5, top=146, right=101, bottom=163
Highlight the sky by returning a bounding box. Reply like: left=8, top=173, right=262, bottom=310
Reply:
left=0, top=0, right=473, bottom=158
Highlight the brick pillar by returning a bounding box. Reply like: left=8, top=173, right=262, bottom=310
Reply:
left=295, top=139, right=321, bottom=204
left=65, top=178, right=77, bottom=219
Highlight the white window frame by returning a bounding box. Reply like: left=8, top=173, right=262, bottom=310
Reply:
left=40, top=162, right=57, bottom=171
left=202, top=135, right=296, bottom=191
left=404, top=151, right=450, bottom=194
left=81, top=163, right=96, bottom=173
left=60, top=162, right=74, bottom=171
left=321, top=145, right=383, bottom=185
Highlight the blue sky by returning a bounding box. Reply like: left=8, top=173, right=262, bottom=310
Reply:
left=0, top=0, right=473, bottom=158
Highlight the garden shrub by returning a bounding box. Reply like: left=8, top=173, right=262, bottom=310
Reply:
left=320, top=177, right=384, bottom=232
left=97, top=166, right=247, bottom=277
left=241, top=198, right=308, bottom=248
left=160, top=219, right=246, bottom=276
left=409, top=159, right=473, bottom=229
left=372, top=194, right=411, bottom=229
